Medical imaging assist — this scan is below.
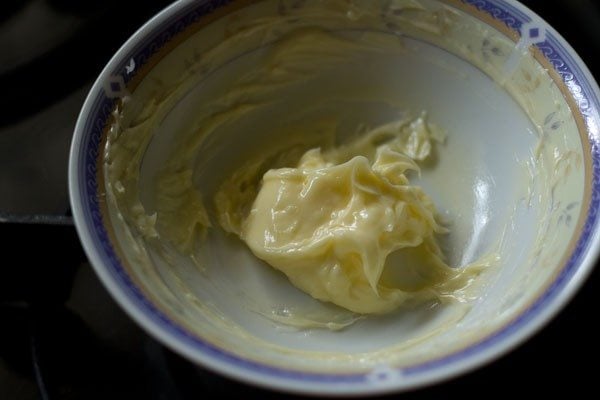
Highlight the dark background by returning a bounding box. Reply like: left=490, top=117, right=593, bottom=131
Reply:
left=0, top=0, right=598, bottom=398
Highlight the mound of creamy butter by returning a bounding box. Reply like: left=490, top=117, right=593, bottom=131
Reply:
left=218, top=116, right=473, bottom=314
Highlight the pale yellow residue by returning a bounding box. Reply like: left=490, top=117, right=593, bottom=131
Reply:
left=256, top=305, right=364, bottom=331
left=141, top=28, right=411, bottom=254
left=105, top=26, right=494, bottom=328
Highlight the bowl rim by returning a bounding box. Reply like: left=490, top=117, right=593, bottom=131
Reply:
left=68, top=0, right=600, bottom=395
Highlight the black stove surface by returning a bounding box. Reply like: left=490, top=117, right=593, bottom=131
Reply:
left=1, top=1, right=598, bottom=399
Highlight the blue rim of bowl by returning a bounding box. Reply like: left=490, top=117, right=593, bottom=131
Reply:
left=71, top=0, right=600, bottom=388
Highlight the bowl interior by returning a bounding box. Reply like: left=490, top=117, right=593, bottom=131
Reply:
left=78, top=0, right=593, bottom=391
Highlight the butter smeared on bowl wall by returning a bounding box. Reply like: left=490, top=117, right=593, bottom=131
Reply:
left=92, top=0, right=590, bottom=382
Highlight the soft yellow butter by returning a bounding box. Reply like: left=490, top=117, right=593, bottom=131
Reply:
left=219, top=115, right=476, bottom=314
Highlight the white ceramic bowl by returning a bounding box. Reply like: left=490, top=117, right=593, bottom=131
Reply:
left=69, top=0, right=600, bottom=395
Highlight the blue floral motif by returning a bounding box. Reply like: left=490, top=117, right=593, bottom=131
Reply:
left=543, top=111, right=563, bottom=131
left=461, top=0, right=525, bottom=30
left=558, top=202, right=578, bottom=227
left=536, top=40, right=576, bottom=83
left=481, top=37, right=505, bottom=61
